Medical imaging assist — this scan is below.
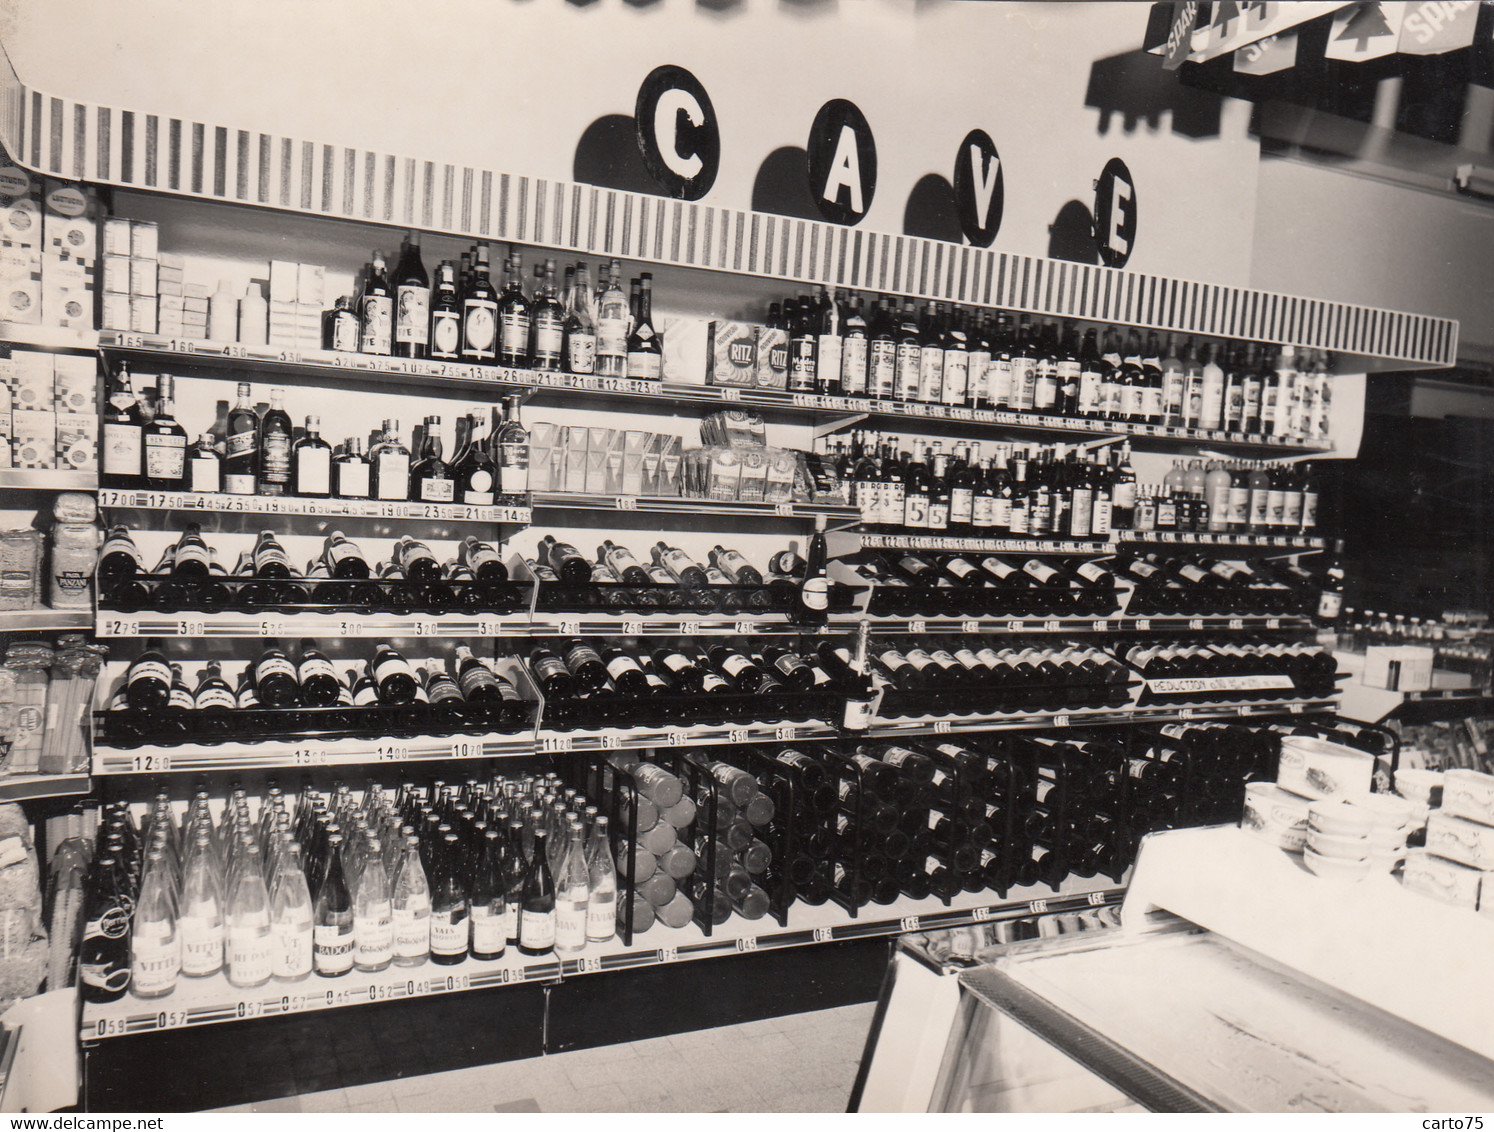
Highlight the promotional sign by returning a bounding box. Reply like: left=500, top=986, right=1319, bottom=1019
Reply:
left=1397, top=0, right=1480, bottom=54
left=634, top=65, right=720, bottom=201
left=1173, top=1, right=1353, bottom=63
left=1093, top=158, right=1137, bottom=269
left=1324, top=2, right=1407, bottom=61
left=951, top=129, right=1003, bottom=248
left=1234, top=31, right=1301, bottom=73
left=806, top=99, right=877, bottom=226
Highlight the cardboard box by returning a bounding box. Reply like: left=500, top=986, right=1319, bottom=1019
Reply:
left=11, top=409, right=54, bottom=468
left=102, top=217, right=132, bottom=258
left=101, top=254, right=132, bottom=294
left=129, top=220, right=158, bottom=259
left=585, top=428, right=614, bottom=494
left=641, top=434, right=665, bottom=496
left=0, top=160, right=42, bottom=246
left=737, top=446, right=767, bottom=502
left=11, top=350, right=53, bottom=411
left=41, top=252, right=93, bottom=330
left=54, top=413, right=95, bottom=471
left=1364, top=645, right=1435, bottom=692
left=130, top=257, right=157, bottom=297
left=269, top=260, right=298, bottom=303
left=707, top=320, right=757, bottom=387
left=297, top=263, right=325, bottom=306
left=754, top=325, right=788, bottom=390
left=0, top=245, right=41, bottom=324
left=101, top=292, right=131, bottom=330
left=129, top=295, right=157, bottom=333
left=604, top=432, right=626, bottom=495
left=52, top=355, right=96, bottom=415
left=42, top=179, right=99, bottom=264
left=623, top=431, right=649, bottom=495
left=564, top=437, right=588, bottom=493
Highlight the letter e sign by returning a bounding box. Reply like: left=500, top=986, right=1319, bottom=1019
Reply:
left=952, top=129, right=1003, bottom=247
left=635, top=65, right=720, bottom=201
left=807, top=99, right=877, bottom=226
left=1093, top=157, right=1137, bottom=268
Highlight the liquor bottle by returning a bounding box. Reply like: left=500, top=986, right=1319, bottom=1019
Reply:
left=411, top=416, right=455, bottom=503
left=226, top=842, right=273, bottom=989
left=286, top=414, right=331, bottom=498
left=269, top=839, right=313, bottom=983
left=868, top=300, right=897, bottom=400
left=393, top=230, right=431, bottom=359
left=370, top=420, right=412, bottom=501
left=183, top=434, right=221, bottom=493
left=1032, top=322, right=1059, bottom=414
left=518, top=827, right=557, bottom=956
left=893, top=301, right=922, bottom=402
left=942, top=309, right=970, bottom=406
left=1199, top=344, right=1225, bottom=431
left=143, top=374, right=189, bottom=489
left=792, top=515, right=831, bottom=625
left=359, top=251, right=393, bottom=356
left=497, top=249, right=531, bottom=367
left=468, top=829, right=506, bottom=961
left=250, top=387, right=292, bottom=497
left=313, top=835, right=355, bottom=977
left=594, top=260, right=630, bottom=378
left=811, top=288, right=842, bottom=396
left=426, top=260, right=462, bottom=361
left=102, top=361, right=145, bottom=489
left=371, top=642, right=418, bottom=703
left=1110, top=441, right=1136, bottom=531
left=325, top=295, right=360, bottom=353
left=428, top=833, right=470, bottom=965
left=332, top=438, right=370, bottom=500
left=1316, top=539, right=1345, bottom=626
left=530, top=258, right=565, bottom=372
left=130, top=848, right=179, bottom=999
left=840, top=293, right=867, bottom=396
left=554, top=821, right=590, bottom=954
left=447, top=410, right=495, bottom=506
left=391, top=834, right=431, bottom=967
left=917, top=303, right=945, bottom=403
left=455, top=242, right=497, bottom=364
left=562, top=260, right=598, bottom=374
left=495, top=395, right=529, bottom=494
left=625, top=272, right=663, bottom=381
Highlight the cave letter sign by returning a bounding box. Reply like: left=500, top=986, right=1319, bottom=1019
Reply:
left=1093, top=157, right=1137, bottom=268
left=635, top=65, right=720, bottom=200
left=807, top=99, right=877, bottom=226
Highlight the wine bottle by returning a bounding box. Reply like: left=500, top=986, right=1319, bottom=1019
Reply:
left=427, top=260, right=462, bottom=361
left=102, top=362, right=145, bottom=490
left=792, top=515, right=831, bottom=625
left=392, top=230, right=431, bottom=359
left=359, top=251, right=393, bottom=356
left=518, top=828, right=557, bottom=956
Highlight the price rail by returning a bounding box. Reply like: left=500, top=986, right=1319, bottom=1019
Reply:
left=856, top=615, right=1297, bottom=636
left=96, top=488, right=530, bottom=525
left=79, top=886, right=1123, bottom=1040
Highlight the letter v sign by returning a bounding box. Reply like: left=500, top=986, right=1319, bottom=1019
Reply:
left=954, top=129, right=1004, bottom=247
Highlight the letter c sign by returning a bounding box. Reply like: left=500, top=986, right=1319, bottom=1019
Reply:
left=636, top=65, right=720, bottom=200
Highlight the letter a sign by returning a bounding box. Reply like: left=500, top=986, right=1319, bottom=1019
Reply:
left=952, top=129, right=1004, bottom=248
left=807, top=100, right=877, bottom=226
left=1093, top=158, right=1137, bottom=269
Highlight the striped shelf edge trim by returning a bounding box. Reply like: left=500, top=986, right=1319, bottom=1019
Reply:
left=0, top=76, right=1458, bottom=371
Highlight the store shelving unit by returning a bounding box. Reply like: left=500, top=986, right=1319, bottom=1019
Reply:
left=79, top=879, right=1123, bottom=1041
left=0, top=608, right=94, bottom=632
left=0, top=470, right=98, bottom=491
left=0, top=774, right=90, bottom=802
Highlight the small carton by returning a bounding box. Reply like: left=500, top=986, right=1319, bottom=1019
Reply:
left=707, top=320, right=757, bottom=387
left=42, top=179, right=100, bottom=264
left=1402, top=848, right=1483, bottom=909
left=0, top=161, right=42, bottom=247
left=0, top=245, right=42, bottom=324
left=100, top=292, right=131, bottom=331
left=1425, top=811, right=1494, bottom=870
left=564, top=431, right=588, bottom=493
left=737, top=446, right=767, bottom=502
left=129, top=220, right=158, bottom=259
left=101, top=254, right=132, bottom=294
left=658, top=436, right=683, bottom=496
left=54, top=413, right=95, bottom=471
left=297, top=263, right=325, bottom=307
left=604, top=432, right=626, bottom=495
left=130, top=257, right=157, bottom=297
left=765, top=448, right=798, bottom=503
left=41, top=252, right=93, bottom=330
left=52, top=354, right=96, bottom=415
left=1443, top=769, right=1494, bottom=829
left=755, top=325, right=788, bottom=390
left=585, top=428, right=614, bottom=494
left=623, top=431, right=649, bottom=495
left=269, top=260, right=299, bottom=304
left=704, top=445, right=741, bottom=501
left=102, top=217, right=133, bottom=258
left=11, top=351, right=54, bottom=411
left=1364, top=645, right=1435, bottom=692
left=129, top=295, right=157, bottom=334
left=641, top=434, right=664, bottom=496
left=11, top=409, right=55, bottom=468
left=527, top=422, right=557, bottom=492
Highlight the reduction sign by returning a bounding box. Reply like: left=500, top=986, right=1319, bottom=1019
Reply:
left=952, top=129, right=1004, bottom=247
left=635, top=65, right=720, bottom=200
left=1093, top=157, right=1137, bottom=268
left=807, top=99, right=877, bottom=226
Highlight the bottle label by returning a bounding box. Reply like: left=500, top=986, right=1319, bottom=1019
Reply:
left=555, top=897, right=587, bottom=950
left=720, top=654, right=753, bottom=679
left=396, top=285, right=430, bottom=346
left=331, top=311, right=360, bottom=352
left=256, top=654, right=296, bottom=684
left=799, top=577, right=829, bottom=611
left=297, top=655, right=337, bottom=686
left=1091, top=496, right=1111, bottom=535
left=501, top=311, right=531, bottom=355
left=361, top=295, right=392, bottom=354
left=903, top=492, right=929, bottom=528
left=419, top=475, right=455, bottom=503
left=272, top=922, right=312, bottom=978
left=981, top=558, right=1016, bottom=580
left=457, top=663, right=499, bottom=699
left=1317, top=591, right=1343, bottom=620
left=567, top=331, right=596, bottom=374
left=626, top=350, right=662, bottom=381
left=1011, top=358, right=1036, bottom=409
left=1033, top=365, right=1057, bottom=409
left=194, top=686, right=236, bottom=711
left=259, top=432, right=291, bottom=486
left=1302, top=491, right=1318, bottom=529
left=605, top=655, right=644, bottom=681
left=1228, top=487, right=1251, bottom=527
left=519, top=907, right=556, bottom=950
left=950, top=488, right=974, bottom=526
left=295, top=447, right=331, bottom=495
left=534, top=314, right=564, bottom=363
left=894, top=343, right=921, bottom=400
left=1266, top=489, right=1285, bottom=526
left=918, top=347, right=944, bottom=402
left=374, top=652, right=416, bottom=685
left=129, top=657, right=172, bottom=688
left=228, top=927, right=273, bottom=985
left=817, top=334, right=843, bottom=390
left=502, top=899, right=521, bottom=943
left=424, top=309, right=460, bottom=358
left=596, top=317, right=629, bottom=357
left=499, top=442, right=529, bottom=492
left=869, top=342, right=896, bottom=397
left=942, top=353, right=969, bottom=405
left=169, top=686, right=195, bottom=711
left=130, top=931, right=180, bottom=994
left=188, top=454, right=220, bottom=493
left=376, top=452, right=410, bottom=500
left=144, top=432, right=187, bottom=480
left=927, top=500, right=949, bottom=530
left=313, top=923, right=355, bottom=974
left=972, top=493, right=994, bottom=527
left=841, top=337, right=867, bottom=393
left=471, top=906, right=506, bottom=955
left=788, top=338, right=816, bottom=392
left=586, top=892, right=616, bottom=940
left=392, top=906, right=431, bottom=959
left=430, top=907, right=469, bottom=956
left=333, top=459, right=369, bottom=499
left=463, top=300, right=498, bottom=357
left=1024, top=560, right=1059, bottom=584
left=1283, top=490, right=1303, bottom=527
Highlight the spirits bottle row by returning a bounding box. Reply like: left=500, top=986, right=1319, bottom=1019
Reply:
left=770, top=291, right=1332, bottom=441
left=82, top=772, right=627, bottom=1002
left=102, top=370, right=530, bottom=501
left=834, top=435, right=1321, bottom=538
left=98, top=642, right=536, bottom=748
left=339, top=237, right=662, bottom=379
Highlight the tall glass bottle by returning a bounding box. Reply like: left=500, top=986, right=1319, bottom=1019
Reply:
left=130, top=848, right=180, bottom=999
left=222, top=381, right=259, bottom=495
left=257, top=388, right=293, bottom=497
left=461, top=243, right=499, bottom=363
left=312, top=834, right=355, bottom=977
left=291, top=414, right=332, bottom=498
left=78, top=855, right=131, bottom=1003
left=430, top=832, right=470, bottom=965
left=553, top=821, right=590, bottom=954
left=143, top=374, right=189, bottom=489
left=595, top=260, right=630, bottom=377
left=178, top=831, right=225, bottom=978
left=102, top=361, right=145, bottom=489
left=393, top=230, right=431, bottom=359
left=497, top=249, right=531, bottom=368
left=469, top=827, right=507, bottom=961
left=565, top=261, right=597, bottom=374
left=501, top=820, right=528, bottom=947
left=352, top=835, right=393, bottom=973
left=428, top=260, right=462, bottom=361
left=585, top=816, right=617, bottom=944
left=359, top=251, right=393, bottom=356
left=530, top=258, right=565, bottom=372
left=411, top=416, right=454, bottom=503
left=226, top=842, right=273, bottom=989
left=518, top=827, right=556, bottom=956
left=392, top=833, right=431, bottom=967
left=495, top=395, right=529, bottom=494
left=626, top=272, right=662, bottom=381
left=370, top=420, right=412, bottom=502
left=269, top=839, right=313, bottom=983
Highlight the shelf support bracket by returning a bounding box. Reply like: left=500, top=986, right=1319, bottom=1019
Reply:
left=813, top=412, right=867, bottom=440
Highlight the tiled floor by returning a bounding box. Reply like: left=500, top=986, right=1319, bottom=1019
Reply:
left=211, top=1001, right=876, bottom=1114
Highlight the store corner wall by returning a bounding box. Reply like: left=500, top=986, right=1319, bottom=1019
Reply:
left=0, top=0, right=1261, bottom=286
